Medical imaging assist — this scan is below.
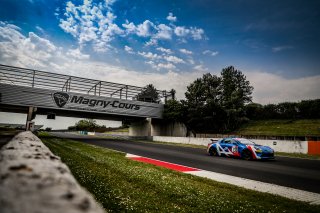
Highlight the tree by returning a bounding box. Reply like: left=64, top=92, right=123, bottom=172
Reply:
left=184, top=73, right=222, bottom=133
left=163, top=99, right=186, bottom=122
left=136, top=84, right=160, bottom=103
left=220, top=66, right=253, bottom=109
left=245, top=103, right=263, bottom=119
left=75, top=119, right=99, bottom=131
left=185, top=73, right=220, bottom=107
left=219, top=66, right=253, bottom=131
left=164, top=66, right=254, bottom=134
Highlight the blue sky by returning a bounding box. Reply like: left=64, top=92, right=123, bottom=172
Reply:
left=0, top=0, right=319, bottom=104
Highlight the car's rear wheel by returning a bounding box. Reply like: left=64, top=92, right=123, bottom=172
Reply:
left=209, top=147, right=217, bottom=156
left=242, top=149, right=252, bottom=160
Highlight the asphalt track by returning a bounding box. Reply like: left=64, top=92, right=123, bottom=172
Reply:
left=50, top=132, right=320, bottom=194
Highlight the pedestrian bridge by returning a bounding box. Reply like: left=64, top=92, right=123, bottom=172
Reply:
left=0, top=64, right=173, bottom=122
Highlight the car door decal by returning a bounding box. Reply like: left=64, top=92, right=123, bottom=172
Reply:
left=216, top=143, right=233, bottom=156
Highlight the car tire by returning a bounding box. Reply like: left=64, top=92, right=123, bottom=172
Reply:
left=242, top=149, right=252, bottom=160
left=209, top=147, right=217, bottom=156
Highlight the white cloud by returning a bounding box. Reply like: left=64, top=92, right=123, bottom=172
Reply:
left=0, top=22, right=88, bottom=70
left=179, top=48, right=193, bottom=55
left=157, top=63, right=176, bottom=70
left=124, top=45, right=134, bottom=54
left=272, top=45, right=294, bottom=53
left=104, top=0, right=116, bottom=9
left=136, top=20, right=155, bottom=37
left=174, top=26, right=205, bottom=40
left=203, top=50, right=219, bottom=56
left=156, top=47, right=173, bottom=54
left=164, top=55, right=185, bottom=64
left=247, top=72, right=320, bottom=104
left=35, top=26, right=45, bottom=35
left=58, top=1, right=206, bottom=52
left=194, top=64, right=208, bottom=71
left=59, top=0, right=123, bottom=51
left=155, top=24, right=172, bottom=40
left=145, top=38, right=158, bottom=47
left=66, top=48, right=90, bottom=59
left=174, top=26, right=190, bottom=37
left=188, top=58, right=195, bottom=65
left=166, top=12, right=177, bottom=22
left=138, top=51, right=161, bottom=60
left=190, top=27, right=204, bottom=40
left=122, top=20, right=136, bottom=34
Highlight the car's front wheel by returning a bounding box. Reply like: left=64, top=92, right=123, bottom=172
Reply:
left=242, top=149, right=252, bottom=160
left=208, top=147, right=217, bottom=156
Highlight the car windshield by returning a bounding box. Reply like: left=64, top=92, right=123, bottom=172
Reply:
left=236, top=138, right=255, bottom=145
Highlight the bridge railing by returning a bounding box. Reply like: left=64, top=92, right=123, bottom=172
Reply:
left=0, top=64, right=174, bottom=103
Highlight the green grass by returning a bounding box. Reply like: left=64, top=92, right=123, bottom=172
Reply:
left=234, top=119, right=320, bottom=137
left=104, top=128, right=129, bottom=133
left=39, top=134, right=320, bottom=212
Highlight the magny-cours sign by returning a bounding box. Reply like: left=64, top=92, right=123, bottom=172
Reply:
left=0, top=84, right=163, bottom=118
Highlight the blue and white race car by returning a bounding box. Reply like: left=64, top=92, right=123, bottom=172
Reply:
left=207, top=137, right=274, bottom=160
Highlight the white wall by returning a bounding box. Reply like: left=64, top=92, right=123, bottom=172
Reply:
left=153, top=136, right=216, bottom=146
left=252, top=139, right=308, bottom=154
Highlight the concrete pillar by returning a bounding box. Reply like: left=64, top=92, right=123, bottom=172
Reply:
left=129, top=118, right=188, bottom=137
left=129, top=118, right=151, bottom=136
left=151, top=119, right=187, bottom=137
left=26, top=106, right=37, bottom=131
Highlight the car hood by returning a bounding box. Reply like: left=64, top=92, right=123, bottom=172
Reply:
left=254, top=144, right=274, bottom=152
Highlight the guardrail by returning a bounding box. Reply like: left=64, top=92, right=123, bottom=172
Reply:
left=0, top=64, right=173, bottom=103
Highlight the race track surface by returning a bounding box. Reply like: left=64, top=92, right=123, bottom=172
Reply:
left=50, top=132, right=320, bottom=193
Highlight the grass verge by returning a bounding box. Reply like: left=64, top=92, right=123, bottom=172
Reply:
left=235, top=119, right=320, bottom=137
left=39, top=134, right=320, bottom=212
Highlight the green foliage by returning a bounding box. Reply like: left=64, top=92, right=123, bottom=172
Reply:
left=41, top=137, right=320, bottom=213
left=163, top=99, right=186, bottom=122
left=245, top=99, right=320, bottom=120
left=164, top=65, right=318, bottom=135
left=185, top=73, right=220, bottom=107
left=235, top=119, right=320, bottom=136
left=220, top=66, right=253, bottom=109
left=136, top=84, right=160, bottom=103
left=71, top=119, right=101, bottom=131
left=164, top=66, right=253, bottom=133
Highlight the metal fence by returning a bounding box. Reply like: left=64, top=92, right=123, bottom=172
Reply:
left=0, top=64, right=173, bottom=103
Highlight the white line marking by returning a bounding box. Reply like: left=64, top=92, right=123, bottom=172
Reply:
left=185, top=170, right=320, bottom=205
left=125, top=153, right=141, bottom=158
left=125, top=153, right=320, bottom=205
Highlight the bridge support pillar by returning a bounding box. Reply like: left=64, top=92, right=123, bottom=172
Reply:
left=129, top=118, right=187, bottom=137
left=129, top=118, right=151, bottom=137
left=26, top=106, right=37, bottom=131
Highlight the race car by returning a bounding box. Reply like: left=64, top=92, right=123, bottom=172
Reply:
left=207, top=137, right=274, bottom=160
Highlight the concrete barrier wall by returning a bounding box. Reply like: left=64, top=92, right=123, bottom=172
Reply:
left=252, top=139, right=308, bottom=154
left=0, top=131, right=104, bottom=213
left=152, top=136, right=217, bottom=146
left=152, top=136, right=310, bottom=154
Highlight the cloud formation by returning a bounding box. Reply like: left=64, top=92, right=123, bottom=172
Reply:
left=0, top=22, right=319, bottom=104
left=58, top=1, right=205, bottom=52
left=272, top=45, right=294, bottom=52
left=203, top=50, right=219, bottom=56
